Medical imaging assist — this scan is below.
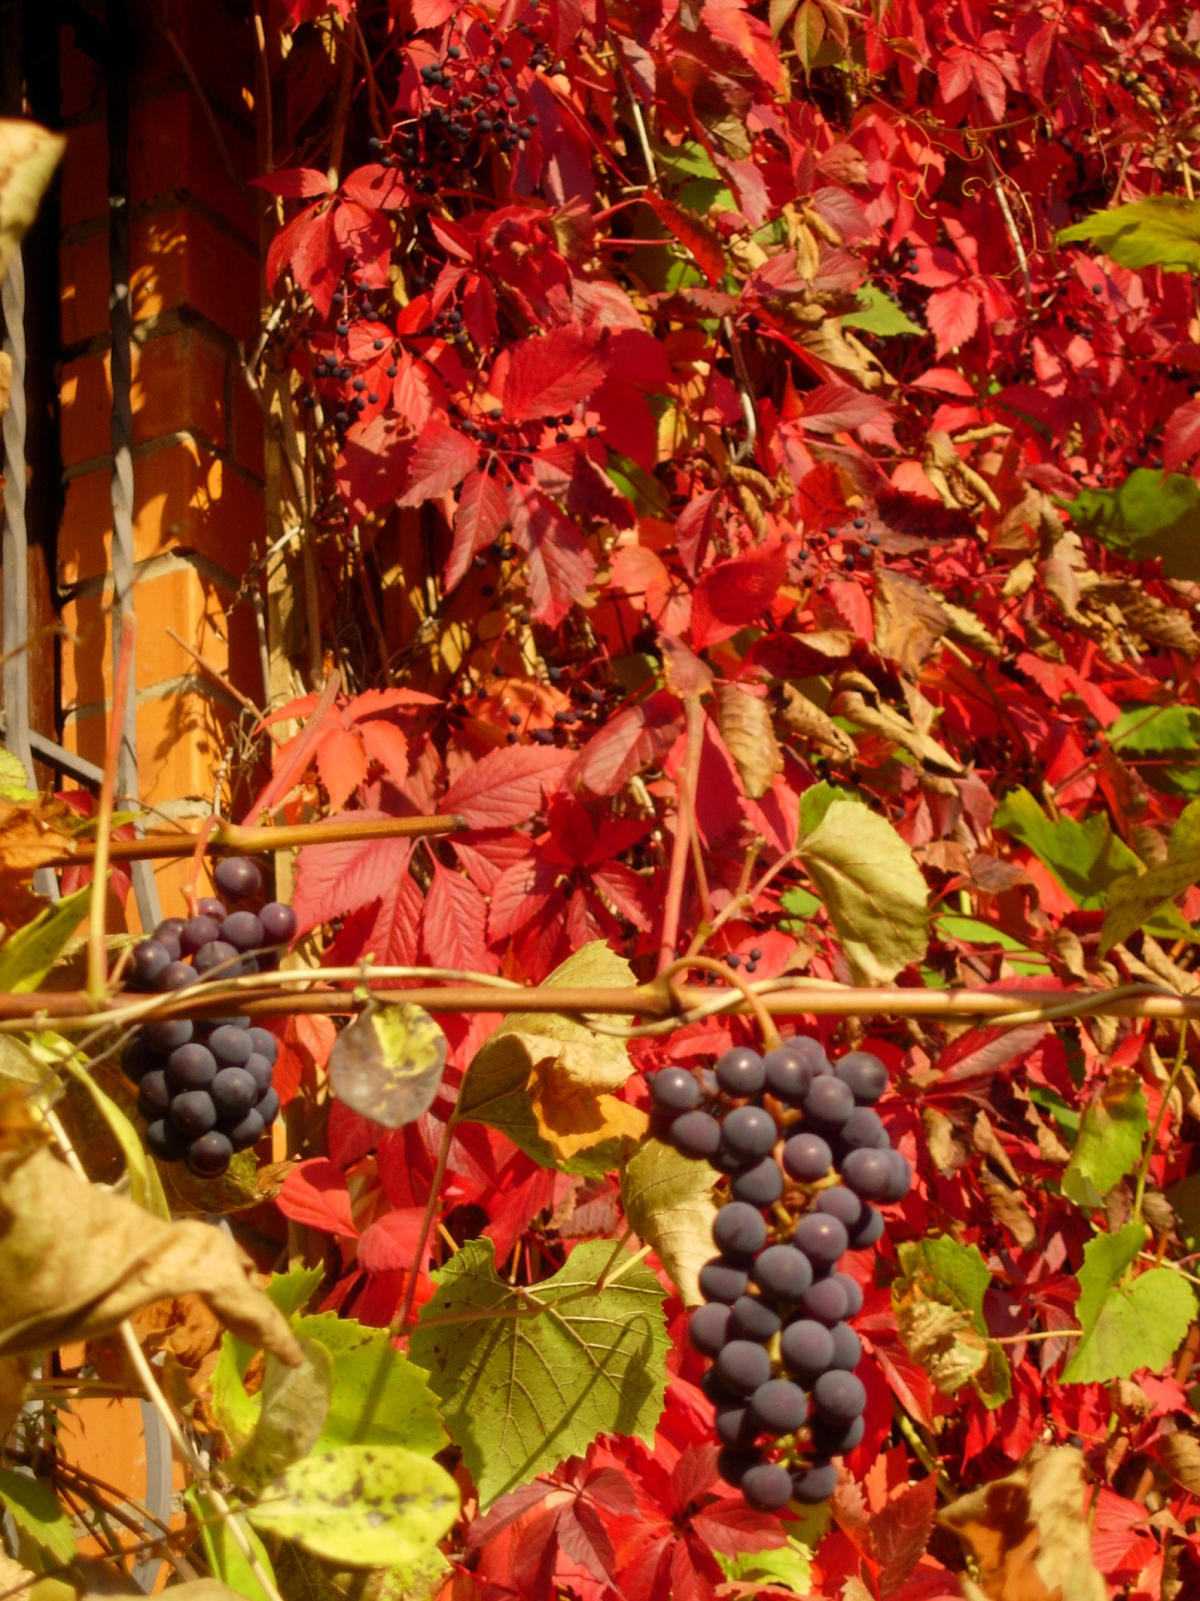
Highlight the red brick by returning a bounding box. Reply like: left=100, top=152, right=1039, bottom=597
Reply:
left=59, top=438, right=263, bottom=586
left=129, top=90, right=258, bottom=242
left=64, top=684, right=235, bottom=805
left=60, top=123, right=108, bottom=231
left=60, top=328, right=230, bottom=466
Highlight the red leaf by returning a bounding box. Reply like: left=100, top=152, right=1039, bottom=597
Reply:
left=332, top=201, right=392, bottom=286
left=315, top=725, right=368, bottom=812
left=341, top=163, right=410, bottom=211
left=1162, top=398, right=1200, bottom=474
left=443, top=744, right=572, bottom=828
left=421, top=861, right=496, bottom=973
left=266, top=205, right=346, bottom=318
left=445, top=469, right=509, bottom=592
left=400, top=421, right=479, bottom=507
left=488, top=853, right=559, bottom=941
left=499, top=325, right=610, bottom=424
left=869, top=1475, right=939, bottom=1593
left=336, top=416, right=414, bottom=520
left=355, top=1207, right=429, bottom=1273
left=644, top=195, right=725, bottom=286
left=293, top=824, right=413, bottom=931
left=569, top=690, right=684, bottom=796
left=690, top=542, right=789, bottom=649
left=793, top=383, right=892, bottom=436
left=253, top=167, right=333, bottom=198
left=508, top=482, right=596, bottom=626
left=357, top=719, right=410, bottom=787
left=589, top=861, right=654, bottom=930
left=925, top=283, right=980, bottom=356
left=276, top=1159, right=358, bottom=1238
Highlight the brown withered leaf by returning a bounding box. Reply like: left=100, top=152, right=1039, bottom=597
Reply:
left=716, top=682, right=782, bottom=798
left=1157, top=1432, right=1200, bottom=1496
left=0, top=1144, right=303, bottom=1366
left=872, top=568, right=949, bottom=676
left=777, top=683, right=855, bottom=761
left=659, top=633, right=713, bottom=698
left=940, top=1445, right=1106, bottom=1601
left=1095, top=580, right=1199, bottom=657
left=978, top=1170, right=1038, bottom=1249
left=528, top=1066, right=648, bottom=1161
left=830, top=677, right=962, bottom=774
left=0, top=119, right=66, bottom=282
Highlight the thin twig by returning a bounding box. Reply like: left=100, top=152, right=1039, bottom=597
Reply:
left=88, top=620, right=135, bottom=1003
left=165, top=628, right=279, bottom=739
left=1134, top=1023, right=1193, bottom=1221
left=393, top=1114, right=459, bottom=1335
left=658, top=697, right=705, bottom=974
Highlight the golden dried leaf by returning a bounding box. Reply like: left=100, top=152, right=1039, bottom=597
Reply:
left=939, top=1446, right=1107, bottom=1601
left=873, top=568, right=949, bottom=676
left=1157, top=1432, right=1200, bottom=1495
left=778, top=683, right=855, bottom=761
left=716, top=682, right=783, bottom=798
left=0, top=350, right=11, bottom=418
left=529, top=1071, right=648, bottom=1160
left=0, top=120, right=66, bottom=282
left=0, top=1144, right=303, bottom=1366
left=1095, top=580, right=1199, bottom=657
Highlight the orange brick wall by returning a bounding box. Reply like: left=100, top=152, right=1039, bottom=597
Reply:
left=56, top=1, right=265, bottom=917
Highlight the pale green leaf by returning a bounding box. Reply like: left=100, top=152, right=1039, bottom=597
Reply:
left=0, top=1467, right=75, bottom=1563
left=408, top=1237, right=668, bottom=1507
left=798, top=799, right=928, bottom=983
left=1058, top=196, right=1200, bottom=272
left=1099, top=852, right=1200, bottom=953
left=1109, top=706, right=1200, bottom=755
left=247, top=1445, right=458, bottom=1570
left=621, top=1137, right=718, bottom=1306
left=293, top=1312, right=447, bottom=1456
left=1064, top=1222, right=1197, bottom=1382
left=1066, top=470, right=1200, bottom=581
left=328, top=1002, right=447, bottom=1129
left=0, top=886, right=91, bottom=993
left=1062, top=1080, right=1147, bottom=1207
left=229, top=1337, right=333, bottom=1491
left=185, top=1487, right=279, bottom=1601
left=0, top=749, right=33, bottom=799
left=994, top=788, right=1141, bottom=908
left=842, top=284, right=924, bottom=337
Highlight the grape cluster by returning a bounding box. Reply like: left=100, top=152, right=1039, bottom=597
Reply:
left=651, top=1038, right=912, bottom=1513
left=122, top=857, right=298, bottom=1177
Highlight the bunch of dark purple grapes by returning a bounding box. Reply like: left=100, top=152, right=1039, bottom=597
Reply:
left=121, top=857, right=297, bottom=1177
left=650, top=1036, right=911, bottom=1513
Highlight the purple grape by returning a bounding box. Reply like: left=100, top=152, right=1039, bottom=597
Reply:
left=225, top=1107, right=265, bottom=1151
left=881, top=1149, right=913, bottom=1202
left=714, top=1401, right=759, bottom=1449
left=699, top=1257, right=750, bottom=1304
left=196, top=898, right=227, bottom=921
left=715, top=1339, right=772, bottom=1397
left=748, top=1378, right=808, bottom=1436
left=791, top=1458, right=838, bottom=1504
left=211, top=1067, right=258, bottom=1119
left=799, top=1276, right=849, bottom=1327
left=802, top=1074, right=856, bottom=1133
left=782, top=1131, right=833, bottom=1182
left=840, top=1147, right=893, bottom=1201
left=166, top=1043, right=217, bottom=1091
left=730, top=1157, right=783, bottom=1206
left=829, top=1322, right=862, bottom=1371
left=221, top=911, right=265, bottom=951
left=259, top=902, right=297, bottom=945
left=752, top=1244, right=813, bottom=1303
left=145, top=1119, right=186, bottom=1162
left=815, top=1186, right=863, bottom=1231
left=181, top=916, right=222, bottom=954
left=671, top=1109, right=721, bottom=1160
left=714, top=1046, right=765, bottom=1097
left=138, top=1070, right=171, bottom=1120
left=829, top=1272, right=863, bottom=1317
left=700, top=1369, right=728, bottom=1405
left=198, top=1015, right=251, bottom=1034
left=193, top=939, right=240, bottom=976
left=792, top=1212, right=849, bottom=1268
left=244, top=1052, right=275, bottom=1094
left=688, top=1302, right=733, bottom=1357
left=187, top=1130, right=233, bottom=1176
left=153, top=917, right=186, bottom=949
left=130, top=939, right=171, bottom=989
left=247, top=1028, right=279, bottom=1065
left=833, top=1050, right=888, bottom=1104
left=716, top=1447, right=762, bottom=1488
left=741, top=1461, right=795, bottom=1511
left=811, top=1415, right=865, bottom=1455
left=730, top=1294, right=782, bottom=1343
left=208, top=1025, right=253, bottom=1066
left=712, top=1202, right=768, bottom=1262
left=145, top=1018, right=193, bottom=1054
left=122, top=1036, right=156, bottom=1080
left=763, top=1038, right=830, bottom=1104
left=256, top=1086, right=281, bottom=1127
left=838, top=1107, right=889, bottom=1151
left=780, top=1319, right=834, bottom=1380
left=650, top=1067, right=700, bottom=1113
left=848, top=1205, right=885, bottom=1249
left=158, top=960, right=198, bottom=992
left=214, top=857, right=263, bottom=901
left=812, top=1369, right=867, bottom=1422
left=720, top=1105, right=777, bottom=1162
left=169, top=1090, right=217, bottom=1137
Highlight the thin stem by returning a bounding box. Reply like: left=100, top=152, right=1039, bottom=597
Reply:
left=393, top=1113, right=459, bottom=1335
left=992, top=1328, right=1081, bottom=1343
left=1133, top=1023, right=1192, bottom=1221
left=661, top=956, right=781, bottom=1050
left=658, top=697, right=705, bottom=974
left=87, top=618, right=135, bottom=1004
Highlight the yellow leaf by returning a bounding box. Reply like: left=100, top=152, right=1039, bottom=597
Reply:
left=530, top=1072, right=648, bottom=1161
left=0, top=120, right=65, bottom=283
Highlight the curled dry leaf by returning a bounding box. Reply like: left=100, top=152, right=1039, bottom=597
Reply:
left=0, top=119, right=66, bottom=282
left=0, top=1144, right=303, bottom=1366
left=716, top=682, right=783, bottom=798
left=939, top=1445, right=1107, bottom=1601
left=777, top=682, right=856, bottom=762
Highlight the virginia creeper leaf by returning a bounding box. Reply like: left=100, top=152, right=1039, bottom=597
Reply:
left=993, top=788, right=1141, bottom=908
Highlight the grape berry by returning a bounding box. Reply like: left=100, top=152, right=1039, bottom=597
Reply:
left=123, top=856, right=293, bottom=1178
left=654, top=1038, right=912, bottom=1512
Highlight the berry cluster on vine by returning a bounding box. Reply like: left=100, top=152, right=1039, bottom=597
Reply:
left=121, top=857, right=297, bottom=1177
left=651, top=1037, right=911, bottom=1511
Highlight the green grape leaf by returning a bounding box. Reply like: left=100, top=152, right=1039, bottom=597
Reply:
left=798, top=799, right=928, bottom=983
left=0, top=749, right=33, bottom=800
left=1058, top=196, right=1200, bottom=272
left=247, top=1445, right=458, bottom=1571
left=1063, top=1222, right=1197, bottom=1382
left=212, top=1266, right=327, bottom=1449
left=1062, top=1077, right=1148, bottom=1208
left=407, top=1237, right=668, bottom=1507
left=185, top=1487, right=279, bottom=1601
left=1065, top=470, right=1200, bottom=581
left=842, top=284, right=924, bottom=337
left=228, top=1337, right=333, bottom=1491
left=292, top=1312, right=447, bottom=1456
left=0, top=1466, right=75, bottom=1563
left=328, top=1002, right=447, bottom=1129
left=993, top=788, right=1142, bottom=907
left=1110, top=706, right=1200, bottom=755
left=798, top=780, right=863, bottom=836
left=893, top=1237, right=1010, bottom=1408
left=621, top=1137, right=718, bottom=1306
left=0, top=886, right=91, bottom=993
